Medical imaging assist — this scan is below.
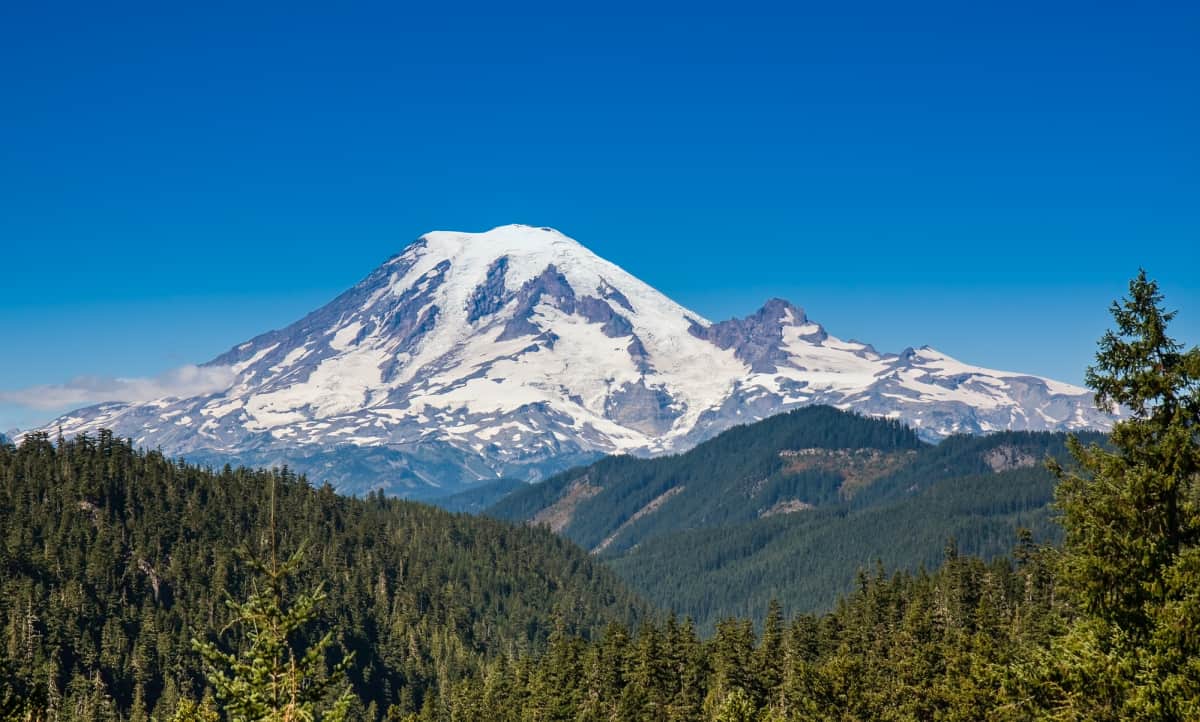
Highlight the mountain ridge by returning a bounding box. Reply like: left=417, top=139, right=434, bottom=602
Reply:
left=486, top=406, right=1100, bottom=626
left=34, top=224, right=1115, bottom=496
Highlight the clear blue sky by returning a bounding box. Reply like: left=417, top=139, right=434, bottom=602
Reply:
left=2, top=0, right=1197, bottom=431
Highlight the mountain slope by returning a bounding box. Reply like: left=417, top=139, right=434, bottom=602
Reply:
left=489, top=406, right=926, bottom=554
left=609, top=458, right=1065, bottom=627
left=38, top=225, right=1114, bottom=496
left=426, top=477, right=528, bottom=514
left=489, top=406, right=1102, bottom=627
left=0, top=431, right=642, bottom=718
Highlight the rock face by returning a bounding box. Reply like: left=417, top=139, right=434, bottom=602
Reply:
left=984, top=445, right=1040, bottom=472
left=36, top=225, right=1116, bottom=497
left=690, top=298, right=821, bottom=372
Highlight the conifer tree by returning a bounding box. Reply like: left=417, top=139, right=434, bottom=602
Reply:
left=1045, top=270, right=1200, bottom=719
left=754, top=599, right=785, bottom=712
left=192, top=483, right=356, bottom=721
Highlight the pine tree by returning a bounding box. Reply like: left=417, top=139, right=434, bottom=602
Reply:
left=0, top=655, right=47, bottom=720
left=1045, top=270, right=1200, bottom=719
left=666, top=616, right=704, bottom=722
left=612, top=621, right=667, bottom=720
left=526, top=618, right=581, bottom=721
left=192, top=483, right=356, bottom=721
left=168, top=696, right=220, bottom=722
left=754, top=599, right=784, bottom=712
left=704, top=619, right=757, bottom=717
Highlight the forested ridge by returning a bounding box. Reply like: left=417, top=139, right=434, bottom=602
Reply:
left=448, top=544, right=1066, bottom=720
left=488, top=406, right=924, bottom=546
left=0, top=433, right=641, bottom=719
left=610, top=459, right=1066, bottom=625
left=490, top=406, right=1104, bottom=627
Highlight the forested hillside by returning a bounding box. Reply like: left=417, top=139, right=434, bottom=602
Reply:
left=449, top=545, right=1066, bottom=720
left=0, top=432, right=641, bottom=719
left=611, top=460, right=1063, bottom=625
left=425, top=478, right=527, bottom=514
left=489, top=406, right=925, bottom=551
left=490, top=406, right=1103, bottom=626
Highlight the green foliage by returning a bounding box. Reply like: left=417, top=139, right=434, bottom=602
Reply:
left=489, top=405, right=925, bottom=552
left=611, top=458, right=1067, bottom=630
left=193, top=527, right=356, bottom=720
left=518, top=425, right=1085, bottom=629
left=1037, top=270, right=1200, bottom=720
left=447, top=548, right=1066, bottom=721
left=439, top=271, right=1198, bottom=719
left=0, top=434, right=640, bottom=720
left=0, top=655, right=48, bottom=720
left=490, top=402, right=1101, bottom=628
left=168, top=697, right=220, bottom=722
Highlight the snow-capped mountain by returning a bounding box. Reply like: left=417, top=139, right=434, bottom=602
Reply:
left=38, top=225, right=1114, bottom=496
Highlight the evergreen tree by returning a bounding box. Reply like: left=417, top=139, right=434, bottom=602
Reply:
left=754, top=599, right=784, bottom=712
left=1044, top=270, right=1200, bottom=719
left=193, top=485, right=357, bottom=721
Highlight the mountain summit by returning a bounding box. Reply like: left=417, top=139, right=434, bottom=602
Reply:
left=41, top=225, right=1114, bottom=495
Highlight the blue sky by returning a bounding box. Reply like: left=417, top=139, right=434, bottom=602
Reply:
left=1, top=0, right=1197, bottom=431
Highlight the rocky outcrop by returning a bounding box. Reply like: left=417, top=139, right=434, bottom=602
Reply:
left=466, top=256, right=511, bottom=323
left=984, top=445, right=1039, bottom=472
left=690, top=298, right=818, bottom=372
left=531, top=475, right=602, bottom=533
left=604, top=380, right=682, bottom=436
left=592, top=486, right=685, bottom=554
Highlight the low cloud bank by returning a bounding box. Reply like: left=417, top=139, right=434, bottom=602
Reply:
left=0, top=365, right=236, bottom=410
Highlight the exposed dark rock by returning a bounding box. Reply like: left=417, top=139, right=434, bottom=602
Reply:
left=775, top=378, right=810, bottom=396
left=578, top=296, right=635, bottom=337
left=498, top=265, right=577, bottom=341
left=691, top=298, right=815, bottom=373
left=43, top=227, right=1114, bottom=500
left=604, top=380, right=682, bottom=436
left=352, top=321, right=376, bottom=346
left=597, top=279, right=634, bottom=312
left=208, top=242, right=431, bottom=369
left=985, top=445, right=1038, bottom=472
left=381, top=304, right=440, bottom=382
left=626, top=337, right=653, bottom=374
left=466, top=256, right=511, bottom=323
left=602, top=315, right=634, bottom=337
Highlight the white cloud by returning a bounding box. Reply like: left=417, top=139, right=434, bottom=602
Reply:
left=0, top=365, right=236, bottom=410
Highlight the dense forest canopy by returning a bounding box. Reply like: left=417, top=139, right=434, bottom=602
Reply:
left=0, top=433, right=640, bottom=719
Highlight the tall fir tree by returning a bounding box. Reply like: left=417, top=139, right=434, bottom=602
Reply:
left=192, top=482, right=357, bottom=721
left=1043, top=270, right=1200, bottom=720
